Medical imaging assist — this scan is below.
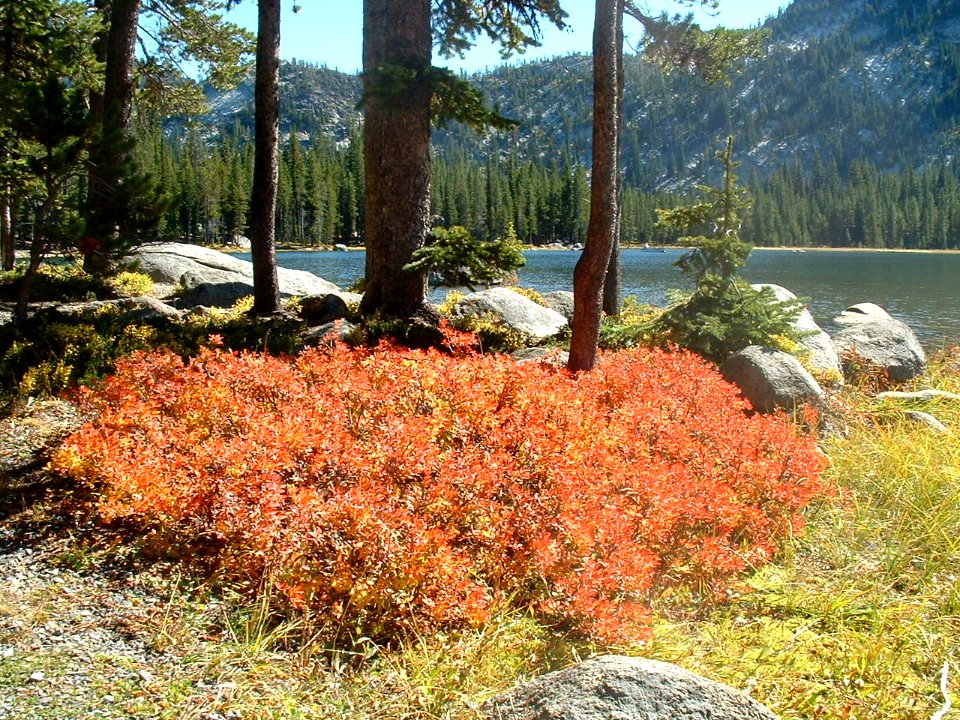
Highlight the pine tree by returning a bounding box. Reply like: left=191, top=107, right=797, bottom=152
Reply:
left=654, top=137, right=803, bottom=363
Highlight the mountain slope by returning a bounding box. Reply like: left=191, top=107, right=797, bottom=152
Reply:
left=195, top=0, right=960, bottom=189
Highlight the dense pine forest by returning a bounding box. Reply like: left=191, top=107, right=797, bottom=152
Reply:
left=138, top=120, right=960, bottom=250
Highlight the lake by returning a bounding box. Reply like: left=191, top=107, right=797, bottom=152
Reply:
left=246, top=248, right=960, bottom=348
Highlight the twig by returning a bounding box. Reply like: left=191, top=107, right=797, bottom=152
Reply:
left=931, top=661, right=952, bottom=720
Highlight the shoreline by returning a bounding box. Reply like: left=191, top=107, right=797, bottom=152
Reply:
left=226, top=243, right=960, bottom=255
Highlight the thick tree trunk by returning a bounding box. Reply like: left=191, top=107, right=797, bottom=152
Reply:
left=602, top=0, right=625, bottom=316
left=359, top=0, right=432, bottom=318
left=84, top=0, right=140, bottom=275
left=89, top=0, right=109, bottom=129
left=249, top=0, right=281, bottom=315
left=569, top=0, right=621, bottom=372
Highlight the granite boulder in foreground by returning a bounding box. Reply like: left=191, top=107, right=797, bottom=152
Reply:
left=485, top=656, right=778, bottom=720
left=831, top=304, right=927, bottom=383
left=720, top=345, right=824, bottom=414
left=751, top=284, right=842, bottom=380
left=452, top=287, right=568, bottom=342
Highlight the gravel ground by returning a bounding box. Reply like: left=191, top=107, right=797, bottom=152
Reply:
left=0, top=401, right=234, bottom=720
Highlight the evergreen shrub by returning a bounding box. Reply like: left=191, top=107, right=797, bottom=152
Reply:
left=654, top=138, right=803, bottom=362
left=404, top=224, right=525, bottom=290
left=53, top=332, right=828, bottom=644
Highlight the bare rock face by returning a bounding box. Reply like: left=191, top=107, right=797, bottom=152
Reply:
left=831, top=305, right=926, bottom=383
left=720, top=345, right=824, bottom=414
left=131, top=242, right=344, bottom=307
left=485, top=656, right=779, bottom=720
left=452, top=288, right=568, bottom=342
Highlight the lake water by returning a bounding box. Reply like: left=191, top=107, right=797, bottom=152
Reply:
left=249, top=248, right=960, bottom=348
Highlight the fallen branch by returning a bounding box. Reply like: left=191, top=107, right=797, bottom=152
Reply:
left=931, top=661, right=952, bottom=720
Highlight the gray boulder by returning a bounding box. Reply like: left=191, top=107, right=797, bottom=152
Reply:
left=539, top=291, right=575, bottom=322
left=485, top=656, right=778, bottom=720
left=452, top=287, right=568, bottom=342
left=131, top=242, right=343, bottom=307
left=720, top=345, right=824, bottom=413
left=52, top=296, right=181, bottom=322
left=298, top=293, right=353, bottom=325
left=833, top=302, right=892, bottom=325
left=832, top=313, right=926, bottom=383
left=752, top=284, right=842, bottom=380
left=176, top=281, right=254, bottom=309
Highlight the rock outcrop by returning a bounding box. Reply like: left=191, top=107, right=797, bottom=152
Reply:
left=539, top=290, right=575, bottom=323
left=752, top=284, right=842, bottom=380
left=131, top=242, right=344, bottom=307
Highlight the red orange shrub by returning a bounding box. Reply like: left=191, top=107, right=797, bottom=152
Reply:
left=52, top=340, right=827, bottom=643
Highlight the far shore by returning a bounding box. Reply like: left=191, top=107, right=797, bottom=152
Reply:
left=220, top=242, right=960, bottom=255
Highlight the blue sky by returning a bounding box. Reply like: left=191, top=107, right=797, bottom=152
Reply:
left=226, top=1, right=790, bottom=74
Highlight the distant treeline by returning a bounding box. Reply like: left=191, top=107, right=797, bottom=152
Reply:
left=137, top=123, right=960, bottom=250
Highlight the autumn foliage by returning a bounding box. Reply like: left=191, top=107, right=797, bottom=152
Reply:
left=53, top=337, right=827, bottom=643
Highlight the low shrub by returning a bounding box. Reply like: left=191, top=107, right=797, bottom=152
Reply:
left=53, top=337, right=827, bottom=644
left=599, top=296, right=663, bottom=350
left=0, top=263, right=154, bottom=303
left=0, top=295, right=308, bottom=408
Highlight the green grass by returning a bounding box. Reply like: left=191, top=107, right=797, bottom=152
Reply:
left=642, top=347, right=960, bottom=719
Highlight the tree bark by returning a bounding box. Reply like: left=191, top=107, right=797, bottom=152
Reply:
left=360, top=0, right=432, bottom=318
left=602, top=0, right=625, bottom=316
left=84, top=0, right=140, bottom=275
left=89, top=0, right=109, bottom=129
left=1, top=0, right=18, bottom=271
left=1, top=193, right=13, bottom=271
left=569, top=0, right=621, bottom=372
left=249, top=0, right=281, bottom=315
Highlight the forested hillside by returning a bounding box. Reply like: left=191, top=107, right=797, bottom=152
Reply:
left=151, top=0, right=960, bottom=249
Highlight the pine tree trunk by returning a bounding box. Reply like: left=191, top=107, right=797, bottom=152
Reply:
left=1, top=1, right=18, bottom=271
left=359, top=0, right=431, bottom=318
left=84, top=0, right=140, bottom=275
left=0, top=188, right=12, bottom=271
left=249, top=0, right=281, bottom=315
left=89, top=0, right=109, bottom=128
left=569, top=0, right=621, bottom=372
left=602, top=0, right=625, bottom=316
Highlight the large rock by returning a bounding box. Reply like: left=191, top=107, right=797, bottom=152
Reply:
left=833, top=302, right=892, bottom=325
left=720, top=345, right=824, bottom=413
left=752, top=284, right=842, bottom=380
left=831, top=309, right=926, bottom=383
left=298, top=293, right=351, bottom=326
left=52, top=296, right=181, bottom=322
left=452, top=287, right=568, bottom=342
left=539, top=290, right=575, bottom=322
left=485, top=656, right=778, bottom=720
left=131, top=242, right=343, bottom=307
